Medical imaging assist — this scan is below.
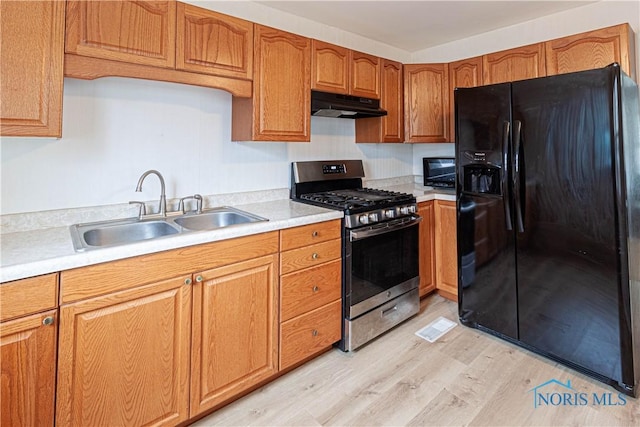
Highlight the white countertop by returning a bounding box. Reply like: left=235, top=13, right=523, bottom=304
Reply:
left=0, top=186, right=455, bottom=283
left=0, top=200, right=341, bottom=283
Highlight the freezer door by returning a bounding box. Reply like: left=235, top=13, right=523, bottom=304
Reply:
left=512, top=67, right=627, bottom=384
left=455, top=84, right=518, bottom=339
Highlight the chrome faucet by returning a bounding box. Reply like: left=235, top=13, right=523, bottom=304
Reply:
left=135, top=170, right=166, bottom=217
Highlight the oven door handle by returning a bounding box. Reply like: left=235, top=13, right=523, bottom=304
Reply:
left=349, top=216, right=422, bottom=241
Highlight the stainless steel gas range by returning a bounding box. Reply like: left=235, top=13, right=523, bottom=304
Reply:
left=291, top=160, right=421, bottom=351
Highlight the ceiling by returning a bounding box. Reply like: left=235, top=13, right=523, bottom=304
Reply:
left=255, top=1, right=596, bottom=52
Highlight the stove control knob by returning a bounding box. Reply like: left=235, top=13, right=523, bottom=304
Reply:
left=408, top=205, right=416, bottom=214
left=358, top=214, right=369, bottom=225
left=400, top=206, right=409, bottom=215
left=368, top=213, right=379, bottom=223
left=384, top=209, right=395, bottom=219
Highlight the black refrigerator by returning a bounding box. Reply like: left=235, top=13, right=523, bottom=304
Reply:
left=455, top=64, right=639, bottom=397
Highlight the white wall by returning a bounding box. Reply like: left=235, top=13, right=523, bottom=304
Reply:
left=0, top=78, right=413, bottom=214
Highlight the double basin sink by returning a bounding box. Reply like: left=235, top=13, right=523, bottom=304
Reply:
left=70, top=207, right=268, bottom=251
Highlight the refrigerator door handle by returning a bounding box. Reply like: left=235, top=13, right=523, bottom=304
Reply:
left=502, top=121, right=513, bottom=231
left=513, top=120, right=525, bottom=233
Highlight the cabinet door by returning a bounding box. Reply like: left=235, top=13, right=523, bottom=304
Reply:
left=418, top=202, right=436, bottom=296
left=176, top=2, right=253, bottom=80
left=190, top=254, right=279, bottom=415
left=355, top=59, right=403, bottom=143
left=234, top=25, right=310, bottom=142
left=435, top=200, right=458, bottom=300
left=449, top=56, right=483, bottom=141
left=380, top=59, right=404, bottom=142
left=404, top=63, right=450, bottom=143
left=545, top=24, right=636, bottom=79
left=65, top=0, right=176, bottom=68
left=311, top=40, right=350, bottom=94
left=56, top=276, right=191, bottom=427
left=0, top=0, right=64, bottom=137
left=1, top=310, right=57, bottom=427
left=351, top=51, right=381, bottom=98
left=483, top=43, right=546, bottom=85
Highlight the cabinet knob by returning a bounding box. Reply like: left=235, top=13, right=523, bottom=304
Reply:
left=42, top=316, right=55, bottom=326
left=184, top=278, right=192, bottom=285
left=312, top=329, right=318, bottom=337
left=312, top=253, right=319, bottom=260
left=312, top=285, right=319, bottom=293
left=196, top=275, right=204, bottom=283
left=312, top=231, right=319, bottom=237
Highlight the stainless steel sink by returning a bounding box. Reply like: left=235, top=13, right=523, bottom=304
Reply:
left=71, top=219, right=180, bottom=251
left=70, top=207, right=267, bottom=251
left=173, top=207, right=267, bottom=231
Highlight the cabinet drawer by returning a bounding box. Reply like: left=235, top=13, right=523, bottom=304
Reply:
left=281, top=259, right=341, bottom=322
left=1, top=273, right=58, bottom=321
left=280, top=239, right=341, bottom=274
left=280, top=300, right=341, bottom=370
left=280, top=220, right=341, bottom=251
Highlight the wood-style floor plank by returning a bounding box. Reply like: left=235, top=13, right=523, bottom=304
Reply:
left=191, top=295, right=639, bottom=426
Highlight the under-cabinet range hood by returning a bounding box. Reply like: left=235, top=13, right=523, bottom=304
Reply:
left=311, top=90, right=387, bottom=119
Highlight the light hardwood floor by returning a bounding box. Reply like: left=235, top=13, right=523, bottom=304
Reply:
left=191, top=295, right=639, bottom=426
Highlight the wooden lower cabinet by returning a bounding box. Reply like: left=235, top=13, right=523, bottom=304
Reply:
left=56, top=276, right=192, bottom=427
left=279, top=221, right=342, bottom=370
left=280, top=300, right=342, bottom=370
left=190, top=254, right=279, bottom=415
left=418, top=201, right=436, bottom=296
left=434, top=200, right=458, bottom=300
left=1, top=309, right=58, bottom=427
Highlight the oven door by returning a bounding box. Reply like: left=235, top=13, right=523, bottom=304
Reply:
left=345, top=215, right=421, bottom=319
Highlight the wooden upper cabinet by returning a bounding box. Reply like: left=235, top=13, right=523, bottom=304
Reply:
left=65, top=0, right=176, bottom=68
left=546, top=23, right=636, bottom=80
left=483, top=43, right=546, bottom=85
left=232, top=25, right=311, bottom=142
left=311, top=41, right=381, bottom=99
left=312, top=40, right=350, bottom=94
left=351, top=51, right=381, bottom=98
left=355, top=58, right=403, bottom=143
left=449, top=56, right=483, bottom=141
left=404, top=63, right=450, bottom=143
left=0, top=0, right=64, bottom=137
left=176, top=2, right=253, bottom=80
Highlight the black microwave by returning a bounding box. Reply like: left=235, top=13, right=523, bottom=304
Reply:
left=423, top=157, right=456, bottom=188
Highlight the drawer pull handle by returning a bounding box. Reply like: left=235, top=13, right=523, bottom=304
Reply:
left=42, top=316, right=55, bottom=326
left=312, top=329, right=319, bottom=337
left=312, top=253, right=319, bottom=260
left=312, top=286, right=319, bottom=293
left=382, top=305, right=398, bottom=317
left=184, top=278, right=192, bottom=285
left=195, top=275, right=204, bottom=283
left=312, top=231, right=319, bottom=237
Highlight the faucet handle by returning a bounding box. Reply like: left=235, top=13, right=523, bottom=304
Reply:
left=129, top=201, right=147, bottom=219
left=179, top=194, right=204, bottom=214
left=194, top=194, right=203, bottom=214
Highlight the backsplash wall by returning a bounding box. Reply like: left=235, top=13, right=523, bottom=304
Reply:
left=0, top=77, right=415, bottom=215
